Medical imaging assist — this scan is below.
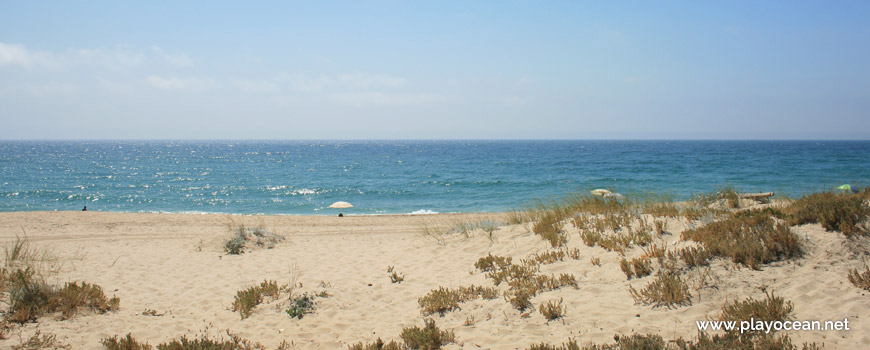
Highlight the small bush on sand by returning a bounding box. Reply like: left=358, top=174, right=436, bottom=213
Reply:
left=643, top=201, right=681, bottom=218
left=848, top=266, right=870, bottom=290
left=475, top=253, right=513, bottom=272
left=6, top=268, right=119, bottom=323
left=682, top=211, right=801, bottom=269
left=53, top=281, right=121, bottom=319
left=101, top=331, right=290, bottom=350
left=224, top=225, right=285, bottom=255
left=620, top=257, right=653, bottom=280
left=504, top=274, right=577, bottom=311
left=286, top=293, right=317, bottom=319
left=400, top=319, right=455, bottom=350
left=785, top=192, right=869, bottom=236
left=677, top=246, right=712, bottom=268
left=418, top=285, right=498, bottom=316
left=539, top=298, right=566, bottom=321
left=13, top=330, right=70, bottom=350
left=387, top=266, right=404, bottom=283
left=485, top=263, right=539, bottom=286
left=232, top=280, right=281, bottom=320
left=533, top=210, right=568, bottom=248
left=629, top=270, right=692, bottom=308
left=526, top=340, right=580, bottom=350
left=101, top=334, right=152, bottom=350
left=532, top=332, right=822, bottom=350
left=348, top=338, right=404, bottom=350
left=720, top=292, right=794, bottom=332
left=522, top=248, right=581, bottom=266
left=719, top=186, right=742, bottom=209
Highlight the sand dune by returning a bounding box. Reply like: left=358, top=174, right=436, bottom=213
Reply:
left=0, top=210, right=868, bottom=349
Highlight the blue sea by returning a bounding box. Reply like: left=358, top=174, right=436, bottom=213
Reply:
left=1, top=140, right=868, bottom=215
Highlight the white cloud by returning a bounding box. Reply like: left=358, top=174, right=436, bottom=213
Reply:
left=70, top=46, right=145, bottom=70
left=282, top=73, right=407, bottom=93
left=146, top=75, right=215, bottom=91
left=286, top=74, right=334, bottom=93
left=331, top=91, right=446, bottom=106
left=151, top=46, right=192, bottom=67
left=0, top=42, right=192, bottom=70
left=0, top=42, right=58, bottom=68
left=234, top=79, right=280, bottom=93
left=337, top=73, right=406, bottom=89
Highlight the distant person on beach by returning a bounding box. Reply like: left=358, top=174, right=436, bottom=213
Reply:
left=338, top=213, right=343, bottom=217
left=82, top=206, right=87, bottom=211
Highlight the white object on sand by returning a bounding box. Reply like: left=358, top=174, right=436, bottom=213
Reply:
left=590, top=189, right=611, bottom=196
left=604, top=192, right=625, bottom=200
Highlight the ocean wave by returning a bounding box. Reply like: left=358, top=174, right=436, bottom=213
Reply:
left=291, top=188, right=317, bottom=195
left=409, top=209, right=438, bottom=215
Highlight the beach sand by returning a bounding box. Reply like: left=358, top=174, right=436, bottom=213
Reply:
left=0, top=210, right=868, bottom=349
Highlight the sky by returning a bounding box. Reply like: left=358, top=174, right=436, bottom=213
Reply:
left=1, top=1, right=868, bottom=140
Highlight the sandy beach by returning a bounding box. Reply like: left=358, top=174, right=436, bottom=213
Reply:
left=0, top=209, right=868, bottom=349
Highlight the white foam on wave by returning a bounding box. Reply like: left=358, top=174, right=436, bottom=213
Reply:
left=286, top=188, right=317, bottom=195
left=409, top=209, right=439, bottom=215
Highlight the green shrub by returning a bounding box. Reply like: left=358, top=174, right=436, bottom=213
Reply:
left=286, top=293, right=317, bottom=319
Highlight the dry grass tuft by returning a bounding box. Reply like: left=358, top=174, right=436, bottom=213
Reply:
left=522, top=248, right=581, bottom=266
left=675, top=246, right=713, bottom=268
left=348, top=338, right=404, bottom=350
left=387, top=266, right=405, bottom=283
left=474, top=254, right=512, bottom=273
left=224, top=224, right=285, bottom=255
left=590, top=257, right=601, bottom=266
left=629, top=270, right=692, bottom=308
left=418, top=285, right=499, bottom=316
left=719, top=292, right=794, bottom=332
left=13, top=330, right=70, bottom=350
left=101, top=331, right=290, bottom=350
left=848, top=266, right=870, bottom=290
left=619, top=257, right=653, bottom=280
left=532, top=210, right=568, bottom=248
left=5, top=268, right=119, bottom=323
left=399, top=319, right=456, bottom=350
left=231, top=280, right=281, bottom=320
left=681, top=210, right=801, bottom=269
left=526, top=340, right=580, bottom=350
left=539, top=298, right=566, bottom=321
left=785, top=191, right=869, bottom=236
